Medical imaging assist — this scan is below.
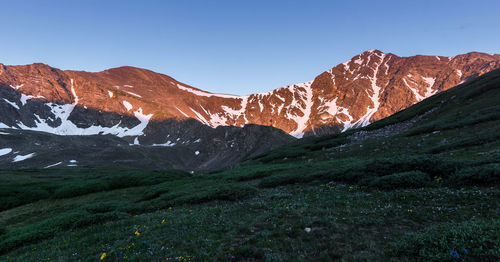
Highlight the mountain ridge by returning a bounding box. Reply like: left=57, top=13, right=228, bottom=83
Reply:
left=0, top=49, right=499, bottom=139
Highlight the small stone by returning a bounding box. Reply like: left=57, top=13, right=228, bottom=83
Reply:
left=304, top=227, right=311, bottom=233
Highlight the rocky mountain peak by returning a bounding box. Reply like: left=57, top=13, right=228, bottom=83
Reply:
left=0, top=50, right=499, bottom=139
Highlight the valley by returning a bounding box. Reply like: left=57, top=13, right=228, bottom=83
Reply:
left=0, top=67, right=499, bottom=261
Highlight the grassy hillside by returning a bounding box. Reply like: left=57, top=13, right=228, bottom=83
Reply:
left=1, top=69, right=500, bottom=261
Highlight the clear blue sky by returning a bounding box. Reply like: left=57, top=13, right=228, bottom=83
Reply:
left=1, top=0, right=499, bottom=95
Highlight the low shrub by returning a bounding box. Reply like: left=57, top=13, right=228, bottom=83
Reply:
left=318, top=155, right=461, bottom=186
left=53, top=180, right=109, bottom=199
left=231, top=169, right=278, bottom=182
left=0, top=210, right=128, bottom=254
left=405, top=105, right=500, bottom=137
left=52, top=170, right=190, bottom=199
left=156, top=181, right=257, bottom=206
left=256, top=146, right=309, bottom=163
left=0, top=187, right=51, bottom=211
left=0, top=196, right=23, bottom=212
left=426, top=131, right=500, bottom=154
left=83, top=201, right=124, bottom=214
left=390, top=219, right=500, bottom=261
left=304, top=136, right=349, bottom=151
left=452, top=164, right=500, bottom=186
left=211, top=165, right=284, bottom=181
left=259, top=173, right=316, bottom=188
left=0, top=224, right=6, bottom=236
left=368, top=171, right=431, bottom=190
left=362, top=155, right=462, bottom=178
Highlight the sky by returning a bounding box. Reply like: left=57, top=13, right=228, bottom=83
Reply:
left=1, top=0, right=499, bottom=95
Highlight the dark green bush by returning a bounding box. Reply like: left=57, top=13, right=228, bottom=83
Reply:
left=368, top=171, right=431, bottom=190
left=0, top=224, right=6, bottom=236
left=0, top=196, right=22, bottom=212
left=157, top=181, right=257, bottom=206
left=426, top=131, right=500, bottom=153
left=406, top=105, right=500, bottom=137
left=132, top=170, right=189, bottom=185
left=210, top=165, right=283, bottom=181
left=52, top=170, right=190, bottom=199
left=390, top=219, right=500, bottom=261
left=318, top=155, right=462, bottom=186
left=231, top=169, right=277, bottom=182
left=452, top=164, right=500, bottom=186
left=0, top=187, right=51, bottom=211
left=259, top=173, right=315, bottom=188
left=256, top=146, right=309, bottom=163
left=83, top=201, right=124, bottom=213
left=362, top=155, right=462, bottom=178
left=53, top=180, right=110, bottom=199
left=304, top=136, right=349, bottom=151
left=0, top=210, right=128, bottom=254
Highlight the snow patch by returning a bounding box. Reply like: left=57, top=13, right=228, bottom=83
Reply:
left=12, top=153, right=36, bottom=162
left=189, top=107, right=210, bottom=125
left=320, top=97, right=354, bottom=132
left=220, top=96, right=249, bottom=125
left=208, top=113, right=228, bottom=127
left=290, top=81, right=314, bottom=137
left=3, top=99, right=19, bottom=110
left=176, top=107, right=190, bottom=118
left=195, top=151, right=200, bottom=155
left=15, top=101, right=153, bottom=137
left=403, top=78, right=425, bottom=102
left=353, top=56, right=363, bottom=65
left=422, top=77, right=438, bottom=97
left=19, top=94, right=45, bottom=106
left=176, top=83, right=239, bottom=99
left=123, top=101, right=133, bottom=111
left=70, top=79, right=79, bottom=104
left=258, top=99, right=264, bottom=112
left=9, top=84, right=23, bottom=90
left=0, top=148, right=12, bottom=156
left=152, top=141, right=176, bottom=147
left=44, top=162, right=62, bottom=168
left=125, top=91, right=142, bottom=98
left=352, top=52, right=387, bottom=127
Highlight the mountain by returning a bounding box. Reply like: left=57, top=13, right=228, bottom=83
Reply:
left=0, top=123, right=292, bottom=171
left=0, top=50, right=499, bottom=140
left=0, top=50, right=499, bottom=170
left=2, top=67, right=499, bottom=261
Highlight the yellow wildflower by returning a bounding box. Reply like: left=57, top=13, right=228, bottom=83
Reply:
left=135, top=230, right=140, bottom=236
left=162, top=219, right=166, bottom=224
left=100, top=252, right=107, bottom=260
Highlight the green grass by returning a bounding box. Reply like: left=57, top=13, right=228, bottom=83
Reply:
left=1, top=68, right=500, bottom=261
left=391, top=219, right=500, bottom=261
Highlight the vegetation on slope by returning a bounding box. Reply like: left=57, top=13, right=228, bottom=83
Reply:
left=1, top=69, right=500, bottom=261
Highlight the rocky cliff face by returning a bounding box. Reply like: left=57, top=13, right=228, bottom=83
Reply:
left=0, top=50, right=499, bottom=140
